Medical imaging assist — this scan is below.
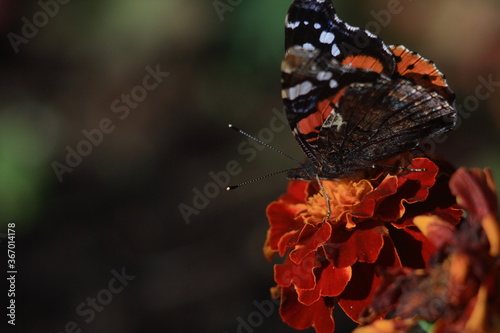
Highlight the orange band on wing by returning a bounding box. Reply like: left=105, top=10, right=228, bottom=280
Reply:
left=341, top=55, right=385, bottom=73
left=296, top=112, right=322, bottom=142
left=296, top=89, right=347, bottom=143
left=391, top=45, right=447, bottom=87
left=317, top=99, right=334, bottom=120
left=390, top=45, right=454, bottom=103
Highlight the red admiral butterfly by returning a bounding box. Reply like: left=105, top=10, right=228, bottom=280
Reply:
left=282, top=0, right=457, bottom=180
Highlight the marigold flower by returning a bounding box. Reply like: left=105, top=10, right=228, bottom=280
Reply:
left=356, top=168, right=500, bottom=333
left=264, top=157, right=462, bottom=333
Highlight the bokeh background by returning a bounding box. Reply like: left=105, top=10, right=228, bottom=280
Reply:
left=1, top=0, right=500, bottom=332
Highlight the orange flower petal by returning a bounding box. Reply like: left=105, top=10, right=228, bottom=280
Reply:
left=482, top=214, right=500, bottom=257
left=263, top=229, right=276, bottom=261
left=265, top=157, right=462, bottom=333
left=464, top=284, right=488, bottom=332
left=449, top=253, right=470, bottom=287
left=413, top=215, right=456, bottom=249
left=301, top=179, right=374, bottom=225
left=353, top=317, right=415, bottom=333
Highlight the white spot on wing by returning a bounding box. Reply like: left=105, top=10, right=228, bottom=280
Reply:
left=330, top=113, right=345, bottom=130
left=323, top=112, right=345, bottom=131
left=317, top=71, right=333, bottom=81
left=314, top=23, right=321, bottom=29
left=319, top=31, right=335, bottom=44
left=303, top=43, right=315, bottom=50
left=331, top=44, right=340, bottom=56
left=286, top=21, right=300, bottom=29
left=329, top=79, right=338, bottom=88
left=284, top=81, right=315, bottom=101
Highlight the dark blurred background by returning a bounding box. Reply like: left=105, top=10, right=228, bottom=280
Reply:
left=1, top=0, right=499, bottom=332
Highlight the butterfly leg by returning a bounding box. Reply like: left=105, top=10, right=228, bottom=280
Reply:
left=315, top=174, right=331, bottom=221
left=372, top=164, right=427, bottom=173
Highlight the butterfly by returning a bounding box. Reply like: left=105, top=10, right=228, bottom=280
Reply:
left=281, top=0, right=457, bottom=180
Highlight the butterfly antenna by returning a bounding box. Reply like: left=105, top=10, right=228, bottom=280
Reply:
left=228, top=124, right=302, bottom=165
left=226, top=168, right=297, bottom=191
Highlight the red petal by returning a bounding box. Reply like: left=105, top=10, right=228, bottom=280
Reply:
left=274, top=254, right=319, bottom=290
left=360, top=267, right=414, bottom=320
left=266, top=201, right=304, bottom=253
left=265, top=181, right=311, bottom=254
left=297, top=286, right=322, bottom=306
left=394, top=205, right=463, bottom=229
left=277, top=229, right=301, bottom=256
left=284, top=180, right=310, bottom=204
left=280, top=287, right=335, bottom=333
left=400, top=158, right=439, bottom=202
left=318, top=265, right=352, bottom=297
left=298, top=264, right=352, bottom=305
left=450, top=168, right=498, bottom=218
left=290, top=222, right=332, bottom=264
left=391, top=162, right=462, bottom=230
left=338, top=236, right=402, bottom=322
left=351, top=175, right=399, bottom=222
left=377, top=158, right=438, bottom=220
left=389, top=227, right=436, bottom=269
left=324, top=222, right=386, bottom=268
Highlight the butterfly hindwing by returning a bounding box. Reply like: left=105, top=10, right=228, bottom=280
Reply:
left=315, top=79, right=456, bottom=177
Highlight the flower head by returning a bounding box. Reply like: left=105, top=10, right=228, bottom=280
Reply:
left=264, top=157, right=462, bottom=333
left=357, top=168, right=500, bottom=333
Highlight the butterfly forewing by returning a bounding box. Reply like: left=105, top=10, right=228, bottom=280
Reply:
left=390, top=45, right=456, bottom=105
left=285, top=0, right=395, bottom=75
left=282, top=47, right=382, bottom=156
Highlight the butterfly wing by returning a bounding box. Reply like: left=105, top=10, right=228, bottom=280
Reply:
left=282, top=46, right=381, bottom=172
left=285, top=0, right=395, bottom=74
left=282, top=0, right=457, bottom=179
left=283, top=0, right=397, bottom=173
left=315, top=78, right=456, bottom=178
left=390, top=45, right=456, bottom=105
